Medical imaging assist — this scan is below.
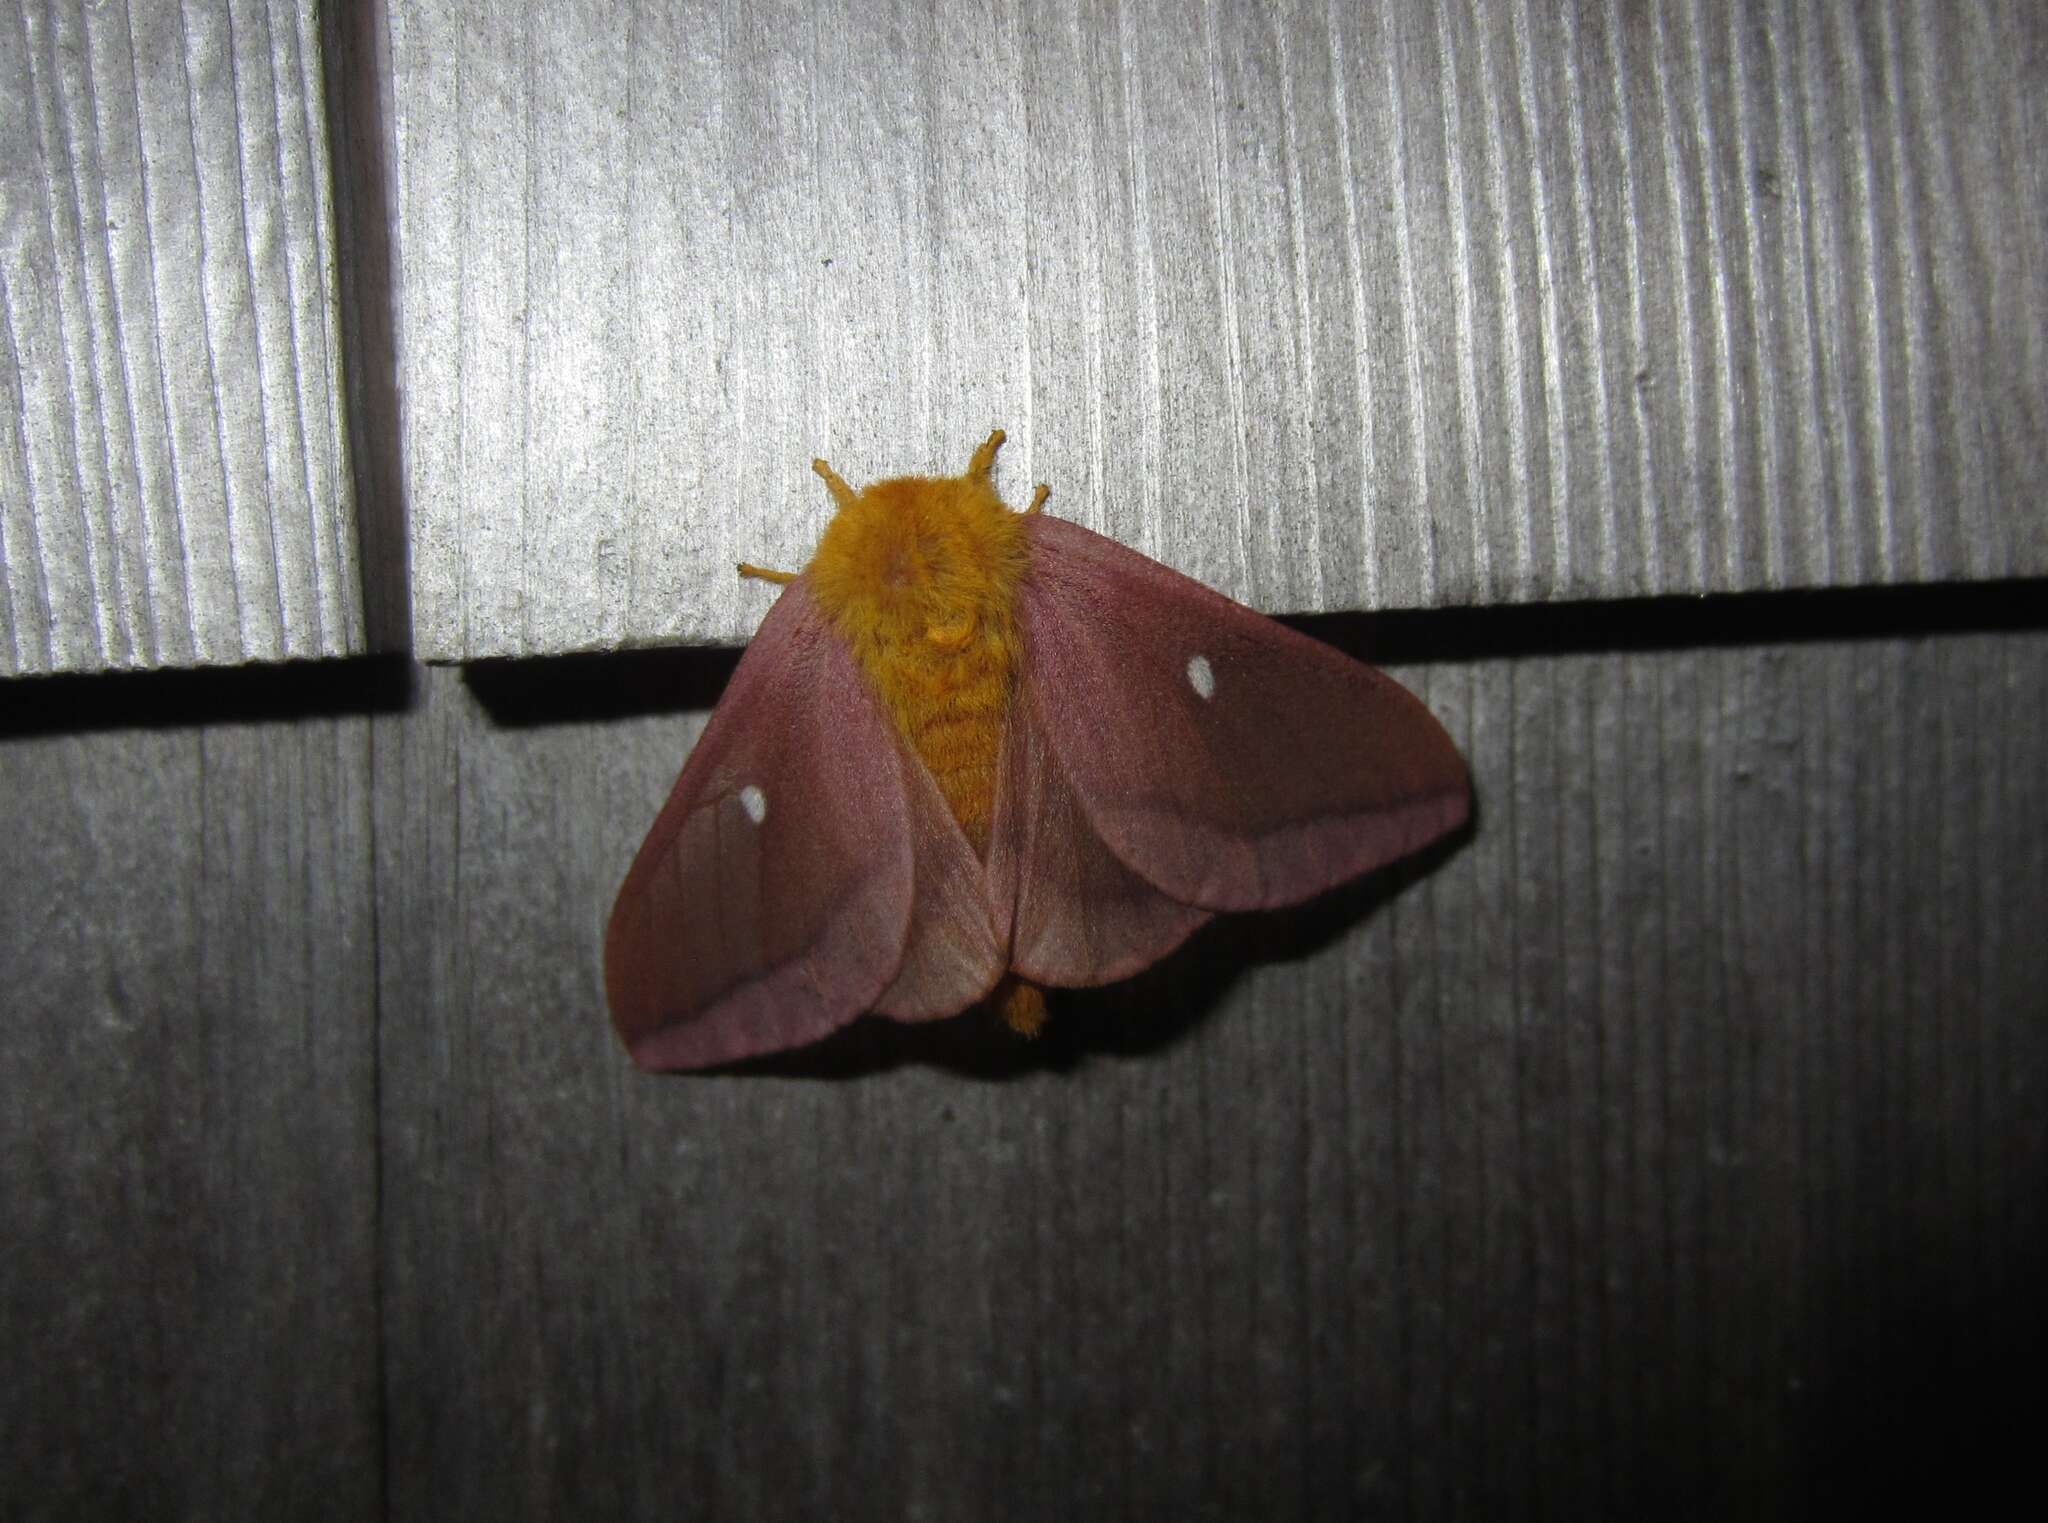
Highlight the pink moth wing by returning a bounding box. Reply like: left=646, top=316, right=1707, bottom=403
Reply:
left=604, top=579, right=1002, bottom=1070
left=1000, top=515, right=1469, bottom=922
left=986, top=690, right=1214, bottom=987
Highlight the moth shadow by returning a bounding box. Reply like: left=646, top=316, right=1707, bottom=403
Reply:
left=714, top=818, right=1474, bottom=1083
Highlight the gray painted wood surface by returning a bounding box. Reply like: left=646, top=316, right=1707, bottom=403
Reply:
left=388, top=0, right=2047, bottom=661
left=0, top=668, right=383, bottom=1516
left=7, top=620, right=2043, bottom=1517
left=0, top=0, right=364, bottom=676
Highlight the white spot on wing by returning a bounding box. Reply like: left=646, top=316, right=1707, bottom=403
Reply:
left=1186, top=654, right=1215, bottom=701
left=739, top=784, right=767, bottom=825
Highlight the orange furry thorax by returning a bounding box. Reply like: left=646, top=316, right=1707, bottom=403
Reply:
left=803, top=433, right=1034, bottom=855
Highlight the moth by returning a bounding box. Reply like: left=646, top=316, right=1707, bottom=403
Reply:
left=605, top=431, right=1468, bottom=1069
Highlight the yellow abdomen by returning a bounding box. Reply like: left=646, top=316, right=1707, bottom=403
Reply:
left=870, top=605, right=1014, bottom=852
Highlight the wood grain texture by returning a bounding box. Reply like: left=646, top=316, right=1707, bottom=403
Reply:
left=385, top=0, right=2048, bottom=661
left=0, top=672, right=382, bottom=1517
left=364, top=626, right=2039, bottom=1520
left=5, top=624, right=2045, bottom=1514
left=0, top=0, right=362, bottom=675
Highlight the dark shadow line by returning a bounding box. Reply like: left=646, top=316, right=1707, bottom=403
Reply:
left=463, top=644, right=744, bottom=727
left=324, top=0, right=410, bottom=656
left=461, top=577, right=2048, bottom=729
left=1312, top=575, right=2048, bottom=668
left=0, top=654, right=414, bottom=739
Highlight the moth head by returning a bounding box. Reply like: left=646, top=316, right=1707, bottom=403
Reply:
left=805, top=451, right=1030, bottom=651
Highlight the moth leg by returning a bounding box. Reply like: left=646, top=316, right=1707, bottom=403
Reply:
left=967, top=428, right=1006, bottom=477
left=812, top=457, right=858, bottom=510
left=738, top=562, right=797, bottom=585
left=1022, top=484, right=1049, bottom=516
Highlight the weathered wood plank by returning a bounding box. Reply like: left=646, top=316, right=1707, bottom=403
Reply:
left=0, top=0, right=364, bottom=675
left=385, top=0, right=2048, bottom=661
left=5, top=620, right=2042, bottom=1515
left=0, top=667, right=384, bottom=1517
left=366, top=623, right=2046, bottom=1519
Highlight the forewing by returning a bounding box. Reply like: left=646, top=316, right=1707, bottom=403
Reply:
left=1016, top=515, right=1469, bottom=911
left=605, top=581, right=916, bottom=1069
